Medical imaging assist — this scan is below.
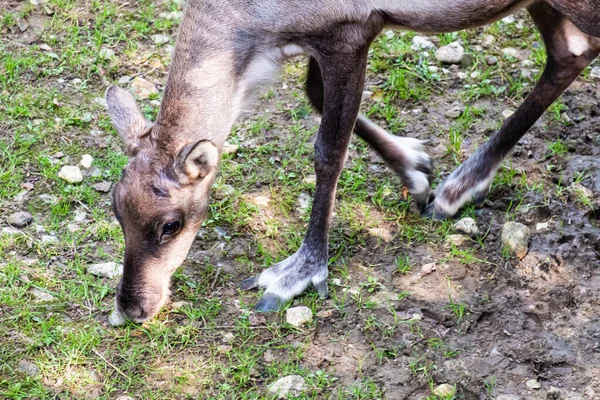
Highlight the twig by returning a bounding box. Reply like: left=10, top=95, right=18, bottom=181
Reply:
left=210, top=267, right=222, bottom=290
left=92, top=348, right=131, bottom=383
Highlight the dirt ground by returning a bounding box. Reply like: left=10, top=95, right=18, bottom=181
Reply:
left=1, top=1, right=600, bottom=399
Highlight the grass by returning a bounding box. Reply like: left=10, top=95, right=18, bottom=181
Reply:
left=1, top=2, right=598, bottom=399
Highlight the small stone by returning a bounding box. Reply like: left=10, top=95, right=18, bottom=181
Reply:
left=80, top=154, right=93, bottom=169
left=98, top=48, right=115, bottom=60
left=331, top=278, right=342, bottom=286
left=526, top=379, right=541, bottom=390
left=131, top=77, right=158, bottom=100
left=31, top=288, right=56, bottom=302
left=445, top=106, right=463, bottom=119
left=411, top=36, right=436, bottom=51
left=286, top=306, right=312, bottom=327
left=92, top=181, right=112, bottom=193
left=490, top=347, right=502, bottom=356
left=502, top=15, right=515, bottom=24
left=151, top=34, right=170, bottom=45
left=93, top=97, right=108, bottom=109
left=461, top=53, right=474, bottom=68
left=217, top=345, right=232, bottom=354
left=18, top=360, right=40, bottom=377
left=158, top=11, right=182, bottom=20
left=89, top=168, right=103, bottom=178
left=108, top=308, right=126, bottom=326
left=249, top=195, right=270, bottom=207
left=501, top=221, right=530, bottom=259
left=486, top=55, right=499, bottom=65
left=41, top=235, right=58, bottom=244
left=421, top=263, right=436, bottom=275
left=433, top=384, right=456, bottom=397
left=454, top=217, right=479, bottom=237
left=214, top=226, right=229, bottom=239
left=496, top=395, right=521, bottom=400
left=520, top=69, right=533, bottom=79
left=303, top=174, right=316, bottom=185
left=502, top=47, right=530, bottom=61
left=58, top=166, right=83, bottom=183
left=222, top=332, right=235, bottom=342
left=445, top=234, right=469, bottom=247
left=88, top=262, right=123, bottom=279
left=316, top=309, right=334, bottom=318
left=171, top=301, right=189, bottom=310
left=268, top=375, right=307, bottom=399
left=502, top=109, right=515, bottom=119
left=590, top=66, right=600, bottom=80
left=536, top=222, right=549, bottom=231
left=368, top=227, right=393, bottom=242
left=521, top=59, right=535, bottom=68
left=222, top=142, right=239, bottom=154
left=482, top=35, right=495, bottom=47
left=296, top=192, right=311, bottom=214
left=8, top=211, right=33, bottom=228
left=115, top=397, right=134, bottom=400
left=435, top=42, right=465, bottom=64
left=73, top=209, right=87, bottom=223
left=3, top=227, right=23, bottom=236
left=264, top=349, right=276, bottom=363
left=117, top=76, right=132, bottom=84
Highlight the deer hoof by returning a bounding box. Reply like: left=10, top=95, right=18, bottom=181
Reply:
left=254, top=293, right=286, bottom=312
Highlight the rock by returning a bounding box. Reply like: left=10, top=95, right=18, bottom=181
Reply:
left=367, top=227, right=393, bottom=242
left=421, top=263, right=436, bottom=275
left=73, top=209, right=87, bottom=223
left=303, top=174, right=316, bottom=185
left=501, top=221, right=530, bottom=259
left=286, top=306, right=312, bottom=327
left=131, top=77, right=158, bottom=100
left=536, top=222, right=549, bottom=231
left=58, top=166, right=83, bottom=183
left=445, top=234, right=469, bottom=247
left=435, top=42, right=464, bottom=64
left=3, top=227, right=23, bottom=236
left=433, top=384, right=456, bottom=397
left=18, top=360, right=40, bottom=377
left=502, top=109, right=515, bottom=119
left=222, top=141, right=239, bottom=154
left=454, top=217, right=479, bottom=237
left=89, top=168, right=103, bottom=178
left=80, top=154, right=93, bottom=169
left=296, top=192, right=311, bottom=214
left=411, top=36, right=436, bottom=51
left=171, top=301, right=190, bottom=310
left=115, top=397, right=134, bottom=400
left=92, top=181, right=112, bottom=193
left=108, top=308, right=126, bottom=326
left=496, top=395, right=521, bottom=400
left=590, top=66, right=600, bottom=80
left=217, top=345, right=232, bottom=354
left=98, top=48, right=115, bottom=60
left=31, top=288, right=56, bottom=302
left=486, top=55, right=499, bottom=65
left=214, top=226, right=229, bottom=239
left=316, top=309, right=334, bottom=318
left=502, top=15, right=515, bottom=24
left=117, top=76, right=132, bottom=84
left=151, top=34, right=170, bottom=45
left=8, top=211, right=33, bottom=228
left=526, top=379, right=541, bottom=390
left=268, top=375, right=307, bottom=399
left=41, top=235, right=59, bottom=244
left=88, top=262, right=123, bottom=279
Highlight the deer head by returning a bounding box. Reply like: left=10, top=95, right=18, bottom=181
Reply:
left=105, top=86, right=220, bottom=323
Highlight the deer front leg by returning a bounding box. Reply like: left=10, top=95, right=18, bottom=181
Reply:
left=241, top=46, right=371, bottom=312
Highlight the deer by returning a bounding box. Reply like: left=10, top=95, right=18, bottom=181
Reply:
left=104, top=0, right=600, bottom=325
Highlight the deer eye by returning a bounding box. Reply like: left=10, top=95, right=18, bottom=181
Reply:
left=162, top=221, right=181, bottom=236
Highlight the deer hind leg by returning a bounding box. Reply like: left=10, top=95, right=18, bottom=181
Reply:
left=306, top=57, right=433, bottom=211
left=423, top=2, right=600, bottom=219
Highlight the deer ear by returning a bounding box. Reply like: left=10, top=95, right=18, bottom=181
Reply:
left=105, top=86, right=149, bottom=152
left=177, top=140, right=219, bottom=182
